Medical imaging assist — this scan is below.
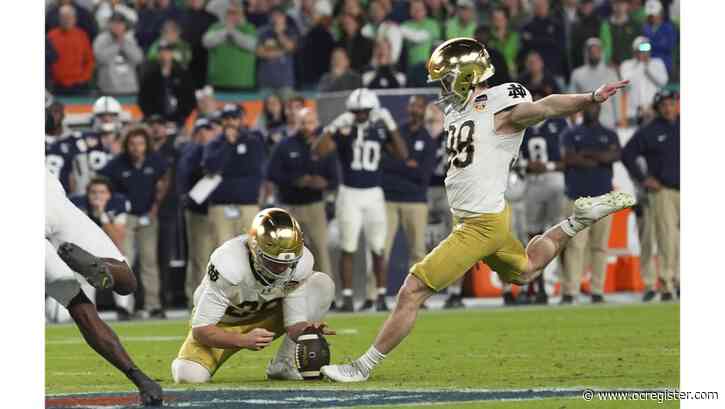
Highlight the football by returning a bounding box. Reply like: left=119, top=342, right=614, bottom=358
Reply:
left=294, top=328, right=330, bottom=380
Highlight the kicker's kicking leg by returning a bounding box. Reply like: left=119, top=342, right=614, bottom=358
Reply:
left=321, top=274, right=434, bottom=382
left=519, top=191, right=635, bottom=283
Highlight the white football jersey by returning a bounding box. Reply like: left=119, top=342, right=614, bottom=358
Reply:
left=444, top=82, right=533, bottom=215
left=191, top=235, right=315, bottom=329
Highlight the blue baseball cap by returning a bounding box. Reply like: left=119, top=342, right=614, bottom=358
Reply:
left=193, top=118, right=212, bottom=133
left=220, top=103, right=244, bottom=118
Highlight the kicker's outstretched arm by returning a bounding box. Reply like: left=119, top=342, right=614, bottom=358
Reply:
left=509, top=80, right=630, bottom=130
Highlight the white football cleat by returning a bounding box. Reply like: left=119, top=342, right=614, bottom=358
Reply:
left=266, top=360, right=303, bottom=381
left=569, top=191, right=636, bottom=233
left=321, top=363, right=370, bottom=383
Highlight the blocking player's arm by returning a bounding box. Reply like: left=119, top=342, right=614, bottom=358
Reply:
left=191, top=274, right=274, bottom=350
left=508, top=81, right=630, bottom=131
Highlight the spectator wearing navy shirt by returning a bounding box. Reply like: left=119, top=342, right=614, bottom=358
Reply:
left=177, top=118, right=217, bottom=305
left=134, top=0, right=182, bottom=51
left=99, top=126, right=170, bottom=318
left=266, top=107, right=339, bottom=290
left=255, top=6, right=299, bottom=95
left=519, top=0, right=568, bottom=85
left=203, top=104, right=267, bottom=249
left=559, top=104, right=621, bottom=305
left=643, top=0, right=678, bottom=74
left=380, top=96, right=436, bottom=303
left=622, top=90, right=679, bottom=302
left=70, top=176, right=135, bottom=318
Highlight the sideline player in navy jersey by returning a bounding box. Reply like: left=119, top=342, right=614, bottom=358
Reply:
left=514, top=92, right=568, bottom=305
left=313, top=88, right=409, bottom=312
left=72, top=96, right=125, bottom=194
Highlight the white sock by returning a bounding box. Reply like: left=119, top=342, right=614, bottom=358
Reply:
left=355, top=345, right=386, bottom=375
left=449, top=285, right=462, bottom=296
left=342, top=288, right=353, bottom=297
left=377, top=287, right=386, bottom=296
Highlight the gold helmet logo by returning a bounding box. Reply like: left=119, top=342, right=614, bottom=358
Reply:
left=248, top=208, right=304, bottom=288
left=427, top=37, right=495, bottom=109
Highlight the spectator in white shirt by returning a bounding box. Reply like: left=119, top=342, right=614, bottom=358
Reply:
left=620, top=36, right=668, bottom=123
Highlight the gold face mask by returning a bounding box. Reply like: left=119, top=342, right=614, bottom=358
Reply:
left=427, top=37, right=495, bottom=110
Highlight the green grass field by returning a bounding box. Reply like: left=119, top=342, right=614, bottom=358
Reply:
left=46, top=302, right=679, bottom=408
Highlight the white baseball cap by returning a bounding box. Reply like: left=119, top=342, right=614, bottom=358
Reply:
left=314, top=0, right=333, bottom=17
left=458, top=0, right=474, bottom=8
left=645, top=0, right=663, bottom=16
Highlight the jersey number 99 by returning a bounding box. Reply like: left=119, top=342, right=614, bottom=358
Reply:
left=446, top=120, right=475, bottom=171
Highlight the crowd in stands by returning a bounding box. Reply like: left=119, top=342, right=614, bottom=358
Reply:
left=47, top=1, right=678, bottom=109
left=44, top=0, right=680, bottom=319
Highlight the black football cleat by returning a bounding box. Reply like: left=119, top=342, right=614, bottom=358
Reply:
left=340, top=295, right=355, bottom=313
left=358, top=299, right=375, bottom=312
left=57, top=242, right=114, bottom=290
left=559, top=294, right=574, bottom=305
left=116, top=307, right=134, bottom=321
left=534, top=292, right=549, bottom=305
left=375, top=295, right=389, bottom=312
left=502, top=291, right=517, bottom=306
left=591, top=294, right=605, bottom=304
left=661, top=292, right=673, bottom=302
left=642, top=290, right=657, bottom=302
left=148, top=308, right=167, bottom=320
left=444, top=293, right=465, bottom=309
left=126, top=367, right=163, bottom=406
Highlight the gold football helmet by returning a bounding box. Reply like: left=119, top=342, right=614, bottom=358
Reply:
left=248, top=208, right=304, bottom=289
left=427, top=37, right=495, bottom=110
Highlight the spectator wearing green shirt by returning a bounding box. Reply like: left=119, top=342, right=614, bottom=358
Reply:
left=202, top=2, right=257, bottom=90
left=445, top=0, right=476, bottom=40
left=600, top=0, right=642, bottom=66
left=148, top=20, right=193, bottom=69
left=630, top=0, right=647, bottom=25
left=401, top=0, right=441, bottom=86
left=489, top=7, right=520, bottom=78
